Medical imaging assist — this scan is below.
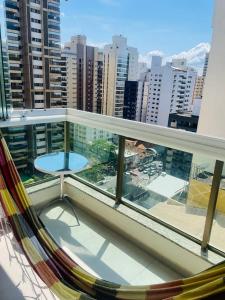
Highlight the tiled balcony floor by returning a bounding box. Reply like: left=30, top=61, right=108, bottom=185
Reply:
left=40, top=202, right=182, bottom=285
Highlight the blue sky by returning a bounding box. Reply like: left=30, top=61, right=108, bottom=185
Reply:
left=61, top=0, right=213, bottom=53
left=0, top=0, right=213, bottom=69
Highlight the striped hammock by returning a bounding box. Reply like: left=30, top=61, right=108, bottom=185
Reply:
left=0, top=135, right=225, bottom=300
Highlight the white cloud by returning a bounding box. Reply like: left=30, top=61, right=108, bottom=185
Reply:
left=139, top=50, right=164, bottom=65
left=168, top=43, right=210, bottom=66
left=139, top=43, right=211, bottom=73
left=0, top=3, right=3, bottom=10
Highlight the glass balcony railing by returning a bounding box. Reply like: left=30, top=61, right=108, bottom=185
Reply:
left=2, top=121, right=64, bottom=185
left=69, top=122, right=118, bottom=196
left=122, top=139, right=217, bottom=241
left=1, top=108, right=225, bottom=256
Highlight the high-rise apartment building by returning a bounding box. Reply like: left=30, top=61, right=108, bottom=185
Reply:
left=5, top=0, right=62, bottom=109
left=123, top=81, right=138, bottom=120
left=61, top=40, right=77, bottom=108
left=4, top=0, right=64, bottom=170
left=166, top=99, right=200, bottom=180
left=1, top=25, right=12, bottom=118
left=138, top=62, right=148, bottom=79
left=93, top=49, right=104, bottom=114
left=193, top=76, right=204, bottom=99
left=0, top=27, right=8, bottom=120
left=203, top=52, right=209, bottom=78
left=136, top=56, right=197, bottom=127
left=61, top=35, right=104, bottom=113
left=136, top=71, right=151, bottom=122
left=62, top=36, right=105, bottom=152
left=2, top=42, right=11, bottom=112
left=193, top=53, right=209, bottom=100
left=103, top=35, right=138, bottom=118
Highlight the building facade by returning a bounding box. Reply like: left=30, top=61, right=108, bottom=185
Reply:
left=193, top=76, right=205, bottom=99
left=61, top=35, right=104, bottom=113
left=4, top=0, right=64, bottom=170
left=0, top=27, right=10, bottom=119
left=103, top=35, right=138, bottom=118
left=136, top=71, right=151, bottom=122
left=193, top=53, right=209, bottom=100
left=5, top=0, right=62, bottom=109
left=93, top=49, right=104, bottom=114
left=198, top=0, right=225, bottom=139
left=123, top=81, right=138, bottom=120
left=166, top=102, right=200, bottom=180
left=136, top=56, right=197, bottom=127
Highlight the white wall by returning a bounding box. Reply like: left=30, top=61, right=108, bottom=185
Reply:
left=157, top=63, right=173, bottom=126
left=198, top=0, right=225, bottom=139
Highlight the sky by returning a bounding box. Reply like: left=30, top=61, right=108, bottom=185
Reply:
left=0, top=0, right=214, bottom=71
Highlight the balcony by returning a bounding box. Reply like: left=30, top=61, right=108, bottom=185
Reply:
left=1, top=108, right=225, bottom=299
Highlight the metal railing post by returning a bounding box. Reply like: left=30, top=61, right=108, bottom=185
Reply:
left=115, top=136, right=125, bottom=204
left=64, top=121, right=70, bottom=152
left=201, top=160, right=224, bottom=251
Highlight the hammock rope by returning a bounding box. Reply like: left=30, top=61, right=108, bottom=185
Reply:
left=0, top=135, right=225, bottom=300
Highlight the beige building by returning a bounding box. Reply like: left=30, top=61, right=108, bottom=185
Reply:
left=193, top=53, right=209, bottom=101
left=193, top=76, right=204, bottom=99
left=61, top=36, right=104, bottom=113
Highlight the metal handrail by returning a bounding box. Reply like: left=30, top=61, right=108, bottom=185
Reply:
left=1, top=108, right=225, bottom=161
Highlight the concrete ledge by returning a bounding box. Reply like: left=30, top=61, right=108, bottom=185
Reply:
left=27, top=179, right=60, bottom=207
left=65, top=177, right=223, bottom=276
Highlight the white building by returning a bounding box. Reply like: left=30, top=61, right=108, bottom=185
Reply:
left=138, top=62, right=148, bottom=79
left=136, top=56, right=197, bottom=127
left=61, top=43, right=77, bottom=108
left=198, top=0, right=225, bottom=139
left=103, top=35, right=138, bottom=118
left=72, top=124, right=113, bottom=153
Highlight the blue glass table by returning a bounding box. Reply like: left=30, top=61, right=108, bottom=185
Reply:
left=34, top=152, right=89, bottom=222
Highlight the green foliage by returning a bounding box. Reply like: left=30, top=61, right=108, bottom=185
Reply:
left=80, top=164, right=107, bottom=183
left=88, top=139, right=117, bottom=163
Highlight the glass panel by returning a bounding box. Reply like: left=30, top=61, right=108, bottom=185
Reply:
left=69, top=122, right=118, bottom=196
left=2, top=122, right=64, bottom=186
left=122, top=138, right=215, bottom=240
left=210, top=163, right=225, bottom=252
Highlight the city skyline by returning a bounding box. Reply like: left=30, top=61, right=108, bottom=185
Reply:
left=60, top=0, right=212, bottom=71
left=0, top=0, right=213, bottom=72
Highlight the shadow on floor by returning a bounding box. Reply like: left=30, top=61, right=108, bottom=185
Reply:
left=40, top=202, right=181, bottom=285
left=0, top=266, right=24, bottom=300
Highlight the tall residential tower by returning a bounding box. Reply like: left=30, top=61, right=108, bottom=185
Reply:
left=103, top=35, right=138, bottom=118
left=4, top=0, right=64, bottom=170
left=61, top=35, right=104, bottom=113
left=5, top=0, right=63, bottom=109
left=136, top=56, right=197, bottom=127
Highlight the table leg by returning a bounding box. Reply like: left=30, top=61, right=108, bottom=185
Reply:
left=60, top=173, right=64, bottom=200
left=38, top=173, right=79, bottom=225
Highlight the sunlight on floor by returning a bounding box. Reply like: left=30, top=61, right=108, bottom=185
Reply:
left=40, top=202, right=182, bottom=286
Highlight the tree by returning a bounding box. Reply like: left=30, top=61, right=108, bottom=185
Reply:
left=89, top=139, right=117, bottom=163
